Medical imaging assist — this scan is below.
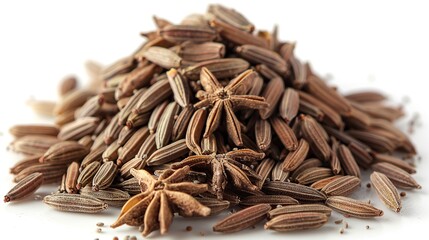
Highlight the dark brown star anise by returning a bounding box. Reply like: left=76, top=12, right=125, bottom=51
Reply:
left=111, top=166, right=210, bottom=237
left=194, top=67, right=269, bottom=146
left=172, top=148, right=265, bottom=199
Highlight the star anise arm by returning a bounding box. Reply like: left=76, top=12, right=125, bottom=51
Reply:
left=223, top=161, right=259, bottom=193
left=228, top=159, right=262, bottom=181
left=164, top=189, right=211, bottom=217
left=204, top=100, right=223, bottom=137
left=225, top=148, right=265, bottom=162
left=224, top=69, right=255, bottom=94
left=171, top=155, right=213, bottom=169
left=142, top=192, right=161, bottom=237
left=162, top=165, right=190, bottom=183
left=166, top=182, right=208, bottom=195
left=230, top=95, right=269, bottom=110
left=224, top=100, right=243, bottom=146
left=159, top=191, right=173, bottom=235
left=131, top=168, right=156, bottom=188
left=111, top=192, right=154, bottom=228
left=194, top=98, right=212, bottom=108
left=200, top=67, right=223, bottom=93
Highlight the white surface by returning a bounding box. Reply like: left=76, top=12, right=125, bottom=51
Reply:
left=1, top=0, right=428, bottom=239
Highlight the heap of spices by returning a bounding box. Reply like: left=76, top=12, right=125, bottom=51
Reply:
left=3, top=4, right=421, bottom=238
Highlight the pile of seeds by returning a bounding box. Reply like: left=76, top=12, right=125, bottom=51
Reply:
left=4, top=4, right=421, bottom=237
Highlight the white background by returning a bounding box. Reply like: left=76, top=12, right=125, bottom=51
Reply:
left=1, top=0, right=428, bottom=239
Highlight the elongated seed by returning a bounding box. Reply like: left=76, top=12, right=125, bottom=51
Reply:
left=268, top=204, right=332, bottom=219
left=213, top=204, right=271, bottom=233
left=371, top=162, right=421, bottom=189
left=77, top=161, right=101, bottom=190
left=4, top=172, right=43, bottom=203
left=92, top=161, right=118, bottom=191
left=370, top=171, right=402, bottom=212
left=43, top=193, right=108, bottom=213
left=283, top=139, right=309, bottom=172
left=321, top=176, right=361, bottom=197
left=264, top=212, right=329, bottom=232
left=264, top=181, right=327, bottom=202
left=326, top=196, right=383, bottom=218
left=9, top=125, right=59, bottom=138
left=240, top=195, right=299, bottom=206
left=65, top=162, right=79, bottom=193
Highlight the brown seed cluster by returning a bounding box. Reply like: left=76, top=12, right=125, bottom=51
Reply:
left=3, top=3, right=421, bottom=238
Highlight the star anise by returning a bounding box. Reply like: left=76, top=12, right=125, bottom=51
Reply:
left=195, top=67, right=269, bottom=146
left=172, top=148, right=265, bottom=199
left=111, top=166, right=210, bottom=237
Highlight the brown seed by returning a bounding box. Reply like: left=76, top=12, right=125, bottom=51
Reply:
left=143, top=47, right=182, bottom=69
left=58, top=117, right=99, bottom=141
left=9, top=155, right=42, bottom=175
left=167, top=68, right=191, bottom=108
left=282, top=139, right=309, bottom=172
left=65, top=162, right=80, bottom=194
left=196, top=197, right=230, bottom=215
left=186, top=108, right=207, bottom=155
left=371, top=162, right=421, bottom=189
left=146, top=139, right=189, bottom=166
left=117, top=127, right=150, bottom=166
left=370, top=171, right=402, bottom=212
left=178, top=42, right=225, bottom=62
left=400, top=192, right=406, bottom=197
left=268, top=204, right=332, bottom=219
left=240, top=195, right=299, bottom=206
left=92, top=161, right=118, bottom=191
left=264, top=212, right=329, bottom=232
left=295, top=167, right=333, bottom=185
left=155, top=102, right=180, bottom=149
left=259, top=77, right=284, bottom=119
left=81, top=186, right=130, bottom=207
left=40, top=141, right=89, bottom=166
left=321, top=175, right=361, bottom=197
left=213, top=204, right=271, bottom=233
left=236, top=45, right=287, bottom=75
left=325, top=196, right=383, bottom=218
left=182, top=58, right=250, bottom=81
left=159, top=25, right=216, bottom=44
left=27, top=100, right=56, bottom=117
left=54, top=89, right=95, bottom=115
left=279, top=88, right=300, bottom=123
left=208, top=4, right=254, bottom=32
left=337, top=144, right=361, bottom=178
left=255, top=119, right=271, bottom=151
left=373, top=153, right=416, bottom=174
left=270, top=117, right=298, bottom=151
left=132, top=80, right=172, bottom=115
left=263, top=181, right=327, bottom=202
left=210, top=19, right=268, bottom=48
left=9, top=135, right=60, bottom=156
left=43, top=193, right=108, bottom=213
left=4, top=172, right=44, bottom=203
left=9, top=125, right=59, bottom=138
left=300, top=115, right=331, bottom=161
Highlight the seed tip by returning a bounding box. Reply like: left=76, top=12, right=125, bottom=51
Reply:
left=4, top=196, right=10, bottom=203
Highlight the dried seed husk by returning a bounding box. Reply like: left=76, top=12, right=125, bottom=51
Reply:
left=236, top=45, right=287, bottom=75
left=43, top=193, right=108, bottom=213
left=270, top=117, right=298, bottom=151
left=240, top=195, right=299, bottom=206
left=310, top=175, right=343, bottom=190
left=298, top=91, right=343, bottom=128
left=208, top=4, right=254, bottom=32
left=259, top=77, right=284, bottom=119
left=268, top=204, right=332, bottom=219
left=370, top=171, right=402, bottom=212
left=101, top=56, right=135, bottom=81
left=255, top=158, right=276, bottom=188
left=201, top=134, right=217, bottom=155
left=300, top=115, right=331, bottom=161
left=182, top=58, right=250, bottom=81
left=4, top=172, right=43, bottom=203
left=371, top=162, right=421, bottom=189
left=325, top=196, right=384, bottom=218
left=264, top=212, right=328, bottom=232
left=13, top=163, right=66, bottom=183
left=337, top=144, right=361, bottom=178
left=148, top=101, right=169, bottom=134
left=142, top=47, right=182, bottom=69
left=196, top=197, right=230, bottom=215
left=117, top=126, right=136, bottom=146
left=167, top=68, right=191, bottom=107
left=172, top=105, right=194, bottom=141
left=347, top=130, right=396, bottom=153
left=255, top=119, right=272, bottom=151
left=40, top=141, right=89, bottom=166
left=58, top=117, right=99, bottom=141
left=271, top=161, right=290, bottom=182
left=9, top=125, right=59, bottom=138
left=212, top=204, right=271, bottom=233
left=77, top=161, right=101, bottom=190
left=159, top=24, right=216, bottom=44
left=321, top=175, right=361, bottom=197
left=114, top=178, right=141, bottom=195
left=345, top=91, right=386, bottom=103
left=295, top=167, right=333, bottom=185
left=156, top=102, right=180, bottom=149
left=290, top=158, right=323, bottom=181
left=282, top=139, right=309, bottom=172
left=210, top=19, right=268, bottom=48
left=74, top=96, right=102, bottom=118
left=126, top=110, right=151, bottom=129
left=373, top=153, right=416, bottom=174
left=264, top=181, right=327, bottom=202
left=9, top=135, right=60, bottom=156
left=132, top=80, right=172, bottom=114
left=10, top=155, right=42, bottom=174
left=135, top=133, right=157, bottom=162
left=146, top=139, right=189, bottom=166
left=54, top=89, right=95, bottom=115
left=279, top=88, right=300, bottom=123
left=186, top=108, right=207, bottom=155
left=117, top=127, right=150, bottom=166
left=92, top=161, right=118, bottom=191
left=348, top=141, right=374, bottom=169
left=80, top=145, right=107, bottom=171
left=117, top=88, right=147, bottom=126
left=80, top=186, right=130, bottom=207
left=65, top=162, right=79, bottom=193
left=102, top=140, right=120, bottom=162
left=178, top=42, right=225, bottom=62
